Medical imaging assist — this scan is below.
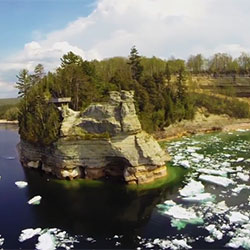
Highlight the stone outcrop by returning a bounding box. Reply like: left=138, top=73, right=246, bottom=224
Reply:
left=18, top=91, right=170, bottom=184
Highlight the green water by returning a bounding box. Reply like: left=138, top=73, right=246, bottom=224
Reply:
left=0, top=126, right=250, bottom=249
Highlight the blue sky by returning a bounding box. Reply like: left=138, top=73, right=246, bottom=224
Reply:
left=1, top=0, right=250, bottom=98
left=0, top=0, right=95, bottom=58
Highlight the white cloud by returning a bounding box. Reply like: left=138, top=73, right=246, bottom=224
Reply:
left=1, top=0, right=250, bottom=97
left=0, top=80, right=17, bottom=98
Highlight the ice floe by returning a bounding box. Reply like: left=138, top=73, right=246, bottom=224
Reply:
left=179, top=180, right=204, bottom=197
left=19, top=228, right=42, bottom=242
left=19, top=228, right=78, bottom=250
left=237, top=172, right=250, bottom=182
left=36, top=231, right=56, bottom=250
left=28, top=195, right=42, bottom=205
left=226, top=212, right=249, bottom=225
left=0, top=235, right=4, bottom=247
left=197, top=168, right=227, bottom=177
left=198, top=174, right=234, bottom=187
left=15, top=181, right=28, bottom=188
left=205, top=224, right=223, bottom=240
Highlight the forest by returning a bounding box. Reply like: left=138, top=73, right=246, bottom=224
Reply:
left=7, top=47, right=250, bottom=145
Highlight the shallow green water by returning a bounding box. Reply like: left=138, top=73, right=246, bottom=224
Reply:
left=0, top=125, right=250, bottom=249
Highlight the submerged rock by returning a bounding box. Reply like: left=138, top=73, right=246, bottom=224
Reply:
left=18, top=91, right=170, bottom=184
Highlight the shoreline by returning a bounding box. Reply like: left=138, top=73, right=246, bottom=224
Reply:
left=0, top=120, right=18, bottom=125
left=154, top=115, right=250, bottom=141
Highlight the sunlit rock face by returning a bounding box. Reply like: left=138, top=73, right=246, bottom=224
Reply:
left=19, top=91, right=170, bottom=184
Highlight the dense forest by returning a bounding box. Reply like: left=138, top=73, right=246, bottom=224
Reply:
left=6, top=47, right=250, bottom=145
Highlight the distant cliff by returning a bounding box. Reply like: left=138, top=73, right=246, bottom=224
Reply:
left=18, top=91, right=170, bottom=184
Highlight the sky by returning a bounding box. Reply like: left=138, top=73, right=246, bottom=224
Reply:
left=1, top=0, right=250, bottom=98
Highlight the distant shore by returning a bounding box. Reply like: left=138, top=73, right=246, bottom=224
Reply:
left=154, top=112, right=250, bottom=141
left=0, top=120, right=18, bottom=125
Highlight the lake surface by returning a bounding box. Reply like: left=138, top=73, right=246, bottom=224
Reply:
left=0, top=125, right=249, bottom=249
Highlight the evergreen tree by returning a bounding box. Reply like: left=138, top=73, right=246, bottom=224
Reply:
left=15, top=69, right=31, bottom=98
left=128, top=46, right=143, bottom=81
left=31, top=64, right=45, bottom=85
left=60, top=51, right=83, bottom=68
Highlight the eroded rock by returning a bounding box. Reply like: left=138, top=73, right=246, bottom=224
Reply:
left=18, top=91, right=170, bottom=184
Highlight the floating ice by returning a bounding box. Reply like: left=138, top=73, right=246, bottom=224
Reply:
left=226, top=223, right=250, bottom=249
left=19, top=228, right=78, bottom=250
left=237, top=173, right=250, bottom=182
left=199, top=174, right=234, bottom=187
left=164, top=200, right=177, bottom=206
left=28, top=195, right=42, bottom=205
left=197, top=168, right=227, bottom=177
left=19, top=228, right=42, bottom=242
left=15, top=181, right=28, bottom=188
left=178, top=160, right=191, bottom=169
left=165, top=205, right=199, bottom=220
left=205, top=224, right=223, bottom=240
left=211, top=201, right=229, bottom=214
left=36, top=232, right=56, bottom=250
left=0, top=235, right=4, bottom=247
left=232, top=184, right=250, bottom=194
left=226, top=212, right=249, bottom=224
left=204, top=236, right=214, bottom=243
left=179, top=180, right=204, bottom=197
left=172, top=239, right=192, bottom=249
left=182, top=193, right=215, bottom=203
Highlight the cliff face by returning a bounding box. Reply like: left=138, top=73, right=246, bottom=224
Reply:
left=19, top=91, right=170, bottom=184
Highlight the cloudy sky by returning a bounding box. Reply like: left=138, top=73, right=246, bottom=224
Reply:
left=1, top=0, right=250, bottom=98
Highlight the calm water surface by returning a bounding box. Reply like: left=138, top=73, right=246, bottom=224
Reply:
left=0, top=125, right=249, bottom=249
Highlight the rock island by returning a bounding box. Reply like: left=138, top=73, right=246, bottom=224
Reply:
left=19, top=91, right=170, bottom=184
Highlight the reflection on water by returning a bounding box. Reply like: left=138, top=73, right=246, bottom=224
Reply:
left=0, top=125, right=186, bottom=249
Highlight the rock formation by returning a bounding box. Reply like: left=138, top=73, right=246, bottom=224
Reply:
left=19, top=91, right=170, bottom=184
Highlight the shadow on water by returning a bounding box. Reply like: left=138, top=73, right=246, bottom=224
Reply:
left=23, top=165, right=186, bottom=247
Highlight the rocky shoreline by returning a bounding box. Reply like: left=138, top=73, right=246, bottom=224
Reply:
left=154, top=110, right=250, bottom=141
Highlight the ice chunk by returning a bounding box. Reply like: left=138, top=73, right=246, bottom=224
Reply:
left=211, top=201, right=229, bottom=214
left=0, top=236, right=4, bottom=247
left=205, top=236, right=214, bottom=243
left=15, top=181, right=28, bottom=188
left=28, top=195, right=42, bottom=205
left=232, top=184, right=250, bottom=194
left=179, top=180, right=204, bottom=197
left=163, top=200, right=177, bottom=206
left=165, top=205, right=204, bottom=229
left=36, top=232, right=56, bottom=250
left=178, top=160, right=191, bottom=169
left=236, top=157, right=244, bottom=162
left=197, top=168, right=227, bottom=177
left=191, top=152, right=204, bottom=160
left=199, top=174, right=234, bottom=187
left=226, top=223, right=250, bottom=249
left=182, top=193, right=215, bottom=203
left=205, top=224, right=223, bottom=240
left=19, top=228, right=42, bottom=242
left=172, top=239, right=192, bottom=249
left=226, top=212, right=249, bottom=224
left=237, top=173, right=250, bottom=182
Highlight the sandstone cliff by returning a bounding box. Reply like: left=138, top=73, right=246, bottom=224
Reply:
left=19, top=91, right=170, bottom=184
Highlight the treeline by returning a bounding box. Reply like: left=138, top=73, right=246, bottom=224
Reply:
left=186, top=52, right=250, bottom=76
left=0, top=99, right=19, bottom=121
left=16, top=47, right=250, bottom=145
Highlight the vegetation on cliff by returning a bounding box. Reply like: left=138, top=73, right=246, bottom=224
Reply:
left=16, top=48, right=250, bottom=145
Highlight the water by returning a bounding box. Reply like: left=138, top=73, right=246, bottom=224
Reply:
left=0, top=125, right=249, bottom=249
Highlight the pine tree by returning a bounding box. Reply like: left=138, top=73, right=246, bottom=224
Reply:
left=15, top=69, right=31, bottom=98
left=128, top=46, right=143, bottom=81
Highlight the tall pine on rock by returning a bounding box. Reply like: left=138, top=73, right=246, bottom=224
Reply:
left=128, top=46, right=143, bottom=81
